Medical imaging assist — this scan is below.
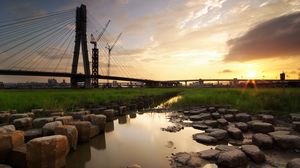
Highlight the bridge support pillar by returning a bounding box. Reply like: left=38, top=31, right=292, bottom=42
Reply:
left=71, top=4, right=91, bottom=88
left=91, top=48, right=99, bottom=88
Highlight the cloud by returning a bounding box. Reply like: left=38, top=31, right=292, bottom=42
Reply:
left=289, top=70, right=298, bottom=74
left=220, top=69, right=232, bottom=73
left=224, top=12, right=300, bottom=62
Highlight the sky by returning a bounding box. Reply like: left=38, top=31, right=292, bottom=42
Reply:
left=0, top=0, right=300, bottom=82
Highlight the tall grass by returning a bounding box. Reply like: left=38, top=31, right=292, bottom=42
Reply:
left=173, top=88, right=300, bottom=116
left=0, top=88, right=179, bottom=112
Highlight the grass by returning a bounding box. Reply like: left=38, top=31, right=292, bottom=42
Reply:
left=0, top=88, right=179, bottom=112
left=173, top=88, right=300, bottom=116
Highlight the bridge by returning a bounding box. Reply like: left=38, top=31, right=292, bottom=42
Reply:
left=0, top=4, right=299, bottom=88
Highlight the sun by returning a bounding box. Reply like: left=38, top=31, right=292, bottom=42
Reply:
left=247, top=71, right=257, bottom=79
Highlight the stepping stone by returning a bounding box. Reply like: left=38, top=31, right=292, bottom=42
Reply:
left=0, top=112, right=10, bottom=124
left=235, top=113, right=252, bottom=122
left=8, top=144, right=27, bottom=168
left=215, top=145, right=239, bottom=152
left=27, top=135, right=68, bottom=168
left=224, top=114, right=234, bottom=122
left=174, top=152, right=191, bottom=165
left=70, top=111, right=90, bottom=120
left=190, top=109, right=205, bottom=115
left=212, top=112, right=221, bottom=119
left=235, top=122, right=248, bottom=132
left=0, top=125, right=15, bottom=133
left=217, top=108, right=227, bottom=114
left=24, top=129, right=43, bottom=142
left=55, top=125, right=78, bottom=152
left=241, top=145, right=266, bottom=163
left=91, top=114, right=106, bottom=133
left=205, top=128, right=224, bottom=133
left=9, top=114, right=29, bottom=123
left=55, top=116, right=73, bottom=125
left=217, top=149, right=248, bottom=168
left=33, top=117, right=54, bottom=128
left=70, top=121, right=92, bottom=143
left=50, top=112, right=64, bottom=117
left=227, top=108, right=239, bottom=114
left=42, top=121, right=63, bottom=136
left=0, top=131, right=24, bottom=163
left=208, top=130, right=228, bottom=141
left=192, top=133, right=217, bottom=144
left=252, top=133, right=273, bottom=149
left=251, top=122, right=274, bottom=133
left=217, top=118, right=228, bottom=126
left=13, top=117, right=32, bottom=130
left=204, top=120, right=218, bottom=127
left=192, top=124, right=209, bottom=130
left=287, top=158, right=300, bottom=168
left=260, top=114, right=274, bottom=124
left=199, top=149, right=220, bottom=161
left=208, top=107, right=216, bottom=112
left=227, top=127, right=243, bottom=140
left=190, top=113, right=211, bottom=121
left=103, top=109, right=115, bottom=122
left=290, top=113, right=300, bottom=121
left=271, top=134, right=300, bottom=150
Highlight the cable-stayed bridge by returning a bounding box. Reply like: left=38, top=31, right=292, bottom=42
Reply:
left=0, top=4, right=157, bottom=88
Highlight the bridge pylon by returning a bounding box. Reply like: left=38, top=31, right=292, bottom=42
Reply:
left=71, top=4, right=91, bottom=88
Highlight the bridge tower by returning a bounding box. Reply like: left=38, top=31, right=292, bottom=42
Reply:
left=71, top=4, right=91, bottom=88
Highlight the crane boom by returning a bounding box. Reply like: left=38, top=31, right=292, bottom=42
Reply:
left=111, top=32, right=122, bottom=50
left=96, top=20, right=110, bottom=42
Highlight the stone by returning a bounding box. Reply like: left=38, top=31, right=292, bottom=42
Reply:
left=55, top=125, right=78, bottom=151
left=218, top=108, right=227, bottom=114
left=0, top=125, right=15, bottom=133
left=70, top=121, right=92, bottom=143
left=0, top=113, right=10, bottom=124
left=0, top=164, right=12, bottom=168
left=227, top=108, right=239, bottom=114
left=241, top=145, right=266, bottom=163
left=91, top=114, right=106, bottom=133
left=235, top=113, right=252, bottom=122
left=89, top=125, right=100, bottom=138
left=192, top=124, right=209, bottom=130
left=212, top=112, right=221, bottom=119
left=292, top=121, right=300, bottom=132
left=55, top=116, right=73, bottom=125
left=33, top=117, right=54, bottom=128
left=174, top=152, right=191, bottom=165
left=260, top=114, right=274, bottom=124
left=224, top=114, right=234, bottom=122
left=0, top=131, right=24, bottom=163
left=287, top=158, right=300, bottom=168
left=199, top=149, right=220, bottom=160
left=24, top=129, right=43, bottom=142
left=70, top=111, right=89, bottom=120
left=205, top=128, right=224, bottom=133
left=204, top=120, right=218, bottom=127
left=82, top=114, right=96, bottom=122
left=217, top=149, right=248, bottom=168
left=227, top=127, right=243, bottom=140
left=90, top=107, right=106, bottom=115
left=268, top=131, right=290, bottom=136
left=31, top=109, right=44, bottom=117
left=190, top=113, right=211, bottom=121
left=217, top=118, right=228, bottom=126
left=252, top=133, right=273, bottom=149
left=271, top=134, right=300, bottom=149
left=187, top=155, right=207, bottom=167
left=9, top=114, right=29, bottom=123
left=42, top=121, right=63, bottom=136
left=127, top=164, right=142, bottom=168
left=27, top=135, right=68, bottom=168
left=208, top=107, right=216, bottom=112
left=215, top=145, right=239, bottom=152
left=103, top=109, right=114, bottom=122
left=235, top=122, right=248, bottom=132
left=50, top=112, right=64, bottom=117
left=251, top=122, right=274, bottom=133
left=208, top=130, right=228, bottom=141
left=8, top=144, right=27, bottom=168
left=13, top=117, right=32, bottom=130
left=192, top=133, right=217, bottom=144
left=290, top=113, right=300, bottom=121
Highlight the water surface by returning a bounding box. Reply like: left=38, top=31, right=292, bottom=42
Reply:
left=66, top=112, right=211, bottom=168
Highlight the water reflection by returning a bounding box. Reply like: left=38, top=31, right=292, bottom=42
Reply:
left=155, top=95, right=182, bottom=109
left=67, top=112, right=210, bottom=168
left=129, top=113, right=136, bottom=118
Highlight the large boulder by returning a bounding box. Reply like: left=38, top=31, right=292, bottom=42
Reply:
left=252, top=133, right=273, bottom=149
left=192, top=133, right=217, bottom=144
left=24, top=129, right=43, bottom=142
left=33, top=117, right=54, bottom=128
left=8, top=144, right=27, bottom=168
left=13, top=117, right=32, bottom=130
left=42, top=121, right=63, bottom=136
left=0, top=131, right=24, bottom=163
left=217, top=149, right=248, bottom=168
left=70, top=121, right=92, bottom=143
left=287, top=158, right=300, bottom=168
left=55, top=125, right=78, bottom=151
left=227, top=127, right=243, bottom=140
left=241, top=145, right=266, bottom=163
left=235, top=113, right=252, bottom=122
left=270, top=134, right=300, bottom=150
left=91, top=114, right=106, bottom=133
left=27, top=135, right=68, bottom=168
left=251, top=122, right=274, bottom=133
left=55, top=116, right=73, bottom=125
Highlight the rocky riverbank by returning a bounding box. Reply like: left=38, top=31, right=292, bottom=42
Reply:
left=167, top=106, right=300, bottom=168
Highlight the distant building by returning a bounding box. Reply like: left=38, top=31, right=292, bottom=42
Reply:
left=280, top=72, right=285, bottom=81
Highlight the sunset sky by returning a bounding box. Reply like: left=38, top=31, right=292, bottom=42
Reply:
left=0, top=0, right=300, bottom=82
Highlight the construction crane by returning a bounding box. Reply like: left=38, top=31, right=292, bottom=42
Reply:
left=90, top=20, right=110, bottom=88
left=106, top=32, right=122, bottom=85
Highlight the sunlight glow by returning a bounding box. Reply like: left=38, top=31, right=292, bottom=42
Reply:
left=247, top=71, right=257, bottom=79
